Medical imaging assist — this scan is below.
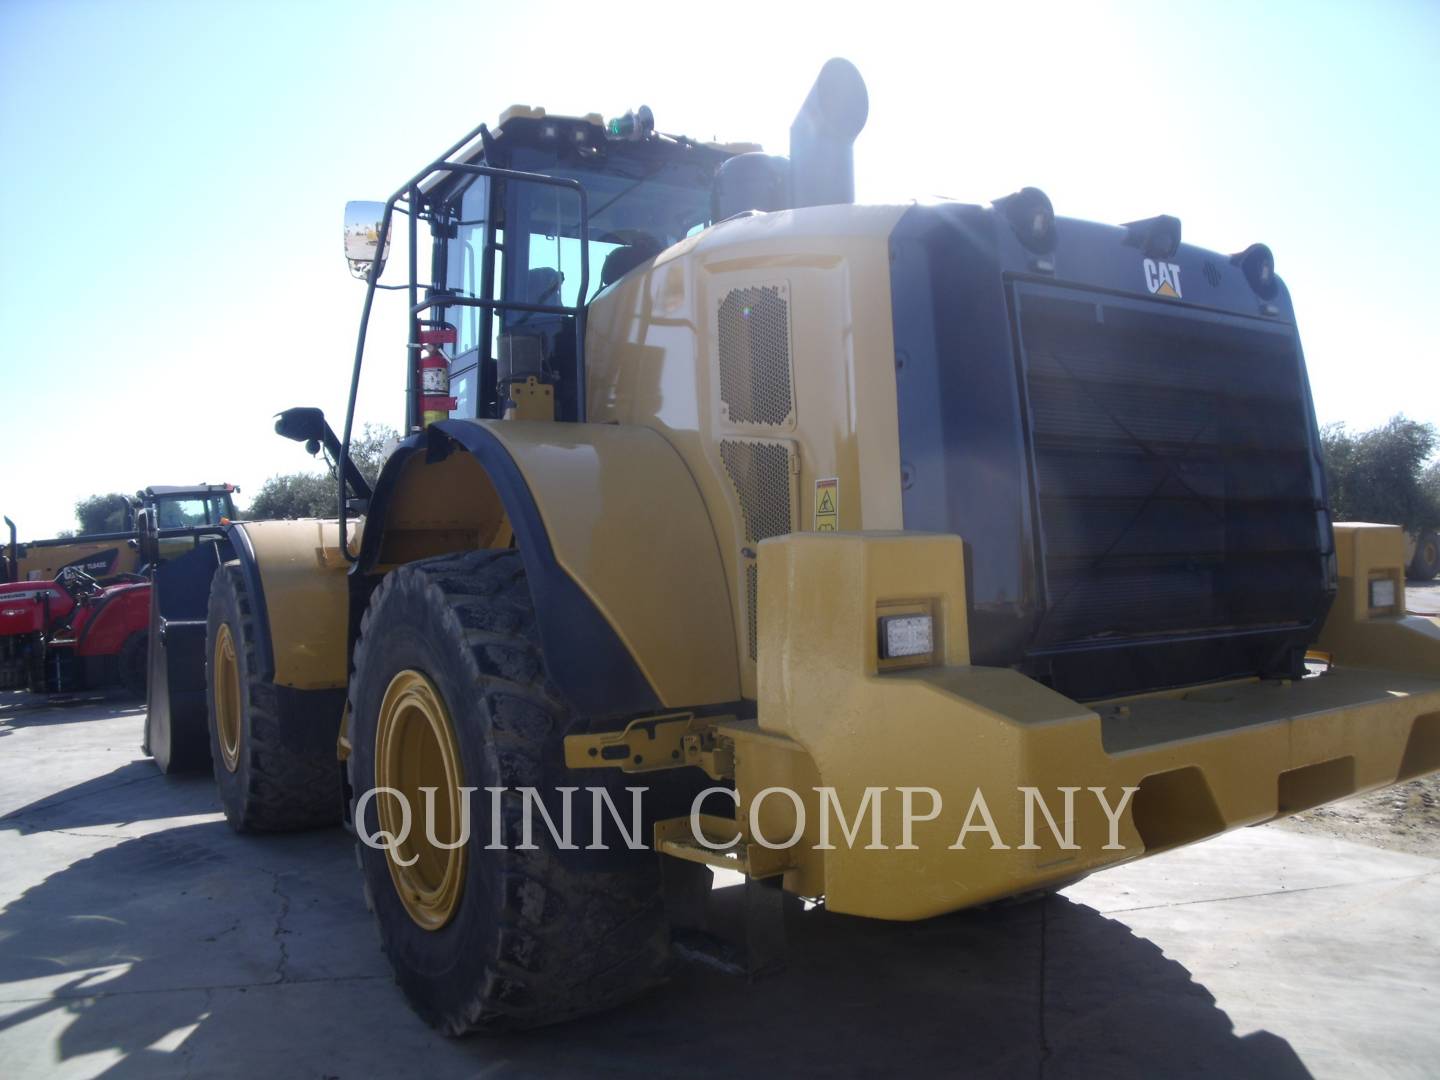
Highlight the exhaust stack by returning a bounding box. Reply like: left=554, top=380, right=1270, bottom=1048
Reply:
left=789, top=58, right=868, bottom=209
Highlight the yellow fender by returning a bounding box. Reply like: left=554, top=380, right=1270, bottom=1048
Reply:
left=356, top=419, right=740, bottom=718
left=228, top=518, right=355, bottom=691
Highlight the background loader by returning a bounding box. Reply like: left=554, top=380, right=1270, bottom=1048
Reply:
left=0, top=485, right=239, bottom=698
left=1406, top=528, right=1439, bottom=581
left=2, top=484, right=238, bottom=583
left=144, top=59, right=1440, bottom=1035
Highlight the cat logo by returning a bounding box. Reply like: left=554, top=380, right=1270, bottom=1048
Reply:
left=1143, top=258, right=1182, bottom=298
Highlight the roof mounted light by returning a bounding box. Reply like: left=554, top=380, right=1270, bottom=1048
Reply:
left=1123, top=214, right=1182, bottom=260
left=994, top=187, right=1055, bottom=253
left=1232, top=243, right=1278, bottom=300
left=607, top=105, right=654, bottom=141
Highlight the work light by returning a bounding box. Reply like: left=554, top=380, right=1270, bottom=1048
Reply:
left=994, top=187, right=1056, bottom=253
left=1233, top=243, right=1279, bottom=300
left=1369, top=578, right=1397, bottom=612
left=880, top=614, right=934, bottom=660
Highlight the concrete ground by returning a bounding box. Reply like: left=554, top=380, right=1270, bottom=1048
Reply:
left=1408, top=577, right=1440, bottom=616
left=1, top=694, right=1437, bottom=1079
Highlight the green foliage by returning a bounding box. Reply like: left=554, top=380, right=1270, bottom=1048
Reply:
left=1320, top=415, right=1440, bottom=529
left=73, top=493, right=133, bottom=535
left=245, top=473, right=336, bottom=520
left=245, top=424, right=397, bottom=521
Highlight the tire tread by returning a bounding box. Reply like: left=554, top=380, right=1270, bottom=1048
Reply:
left=207, top=564, right=340, bottom=831
left=349, top=549, right=668, bottom=1034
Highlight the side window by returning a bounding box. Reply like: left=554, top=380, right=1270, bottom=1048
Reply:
left=445, top=176, right=491, bottom=360
left=451, top=367, right=475, bottom=418
left=526, top=234, right=622, bottom=307
left=157, top=499, right=206, bottom=528
left=510, top=182, right=594, bottom=310
left=443, top=177, right=493, bottom=418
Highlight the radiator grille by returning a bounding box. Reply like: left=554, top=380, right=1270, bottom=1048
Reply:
left=718, top=285, right=793, bottom=426
left=720, top=439, right=793, bottom=545
left=720, top=438, right=794, bottom=658
left=1016, top=288, right=1321, bottom=650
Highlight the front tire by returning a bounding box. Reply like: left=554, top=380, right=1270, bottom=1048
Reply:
left=348, top=549, right=670, bottom=1034
left=205, top=563, right=342, bottom=831
left=118, top=630, right=148, bottom=699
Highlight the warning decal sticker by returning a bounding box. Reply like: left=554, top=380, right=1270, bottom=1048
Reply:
left=814, top=477, right=839, bottom=532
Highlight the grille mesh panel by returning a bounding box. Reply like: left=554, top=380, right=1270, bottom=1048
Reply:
left=718, top=286, right=793, bottom=425
left=1017, top=289, right=1321, bottom=649
left=720, top=438, right=794, bottom=658
left=720, top=440, right=793, bottom=545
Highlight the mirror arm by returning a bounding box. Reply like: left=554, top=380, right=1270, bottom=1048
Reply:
left=338, top=196, right=394, bottom=563
left=327, top=427, right=374, bottom=504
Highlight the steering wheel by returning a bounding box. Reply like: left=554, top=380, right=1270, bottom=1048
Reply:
left=56, top=565, right=104, bottom=600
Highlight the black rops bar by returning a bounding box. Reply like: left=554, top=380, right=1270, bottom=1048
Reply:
left=338, top=147, right=590, bottom=562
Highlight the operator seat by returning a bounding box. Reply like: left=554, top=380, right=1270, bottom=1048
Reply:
left=600, top=235, right=663, bottom=288
left=526, top=267, right=564, bottom=307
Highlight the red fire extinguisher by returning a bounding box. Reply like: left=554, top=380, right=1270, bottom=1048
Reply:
left=418, top=327, right=457, bottom=427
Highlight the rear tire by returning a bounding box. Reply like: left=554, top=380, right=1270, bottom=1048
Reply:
left=205, top=563, right=341, bottom=832
left=1410, top=529, right=1439, bottom=582
left=119, top=630, right=148, bottom=699
left=348, top=549, right=670, bottom=1034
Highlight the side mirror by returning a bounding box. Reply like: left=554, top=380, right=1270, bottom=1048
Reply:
left=345, top=201, right=389, bottom=280
left=275, top=407, right=328, bottom=444
left=273, top=407, right=376, bottom=504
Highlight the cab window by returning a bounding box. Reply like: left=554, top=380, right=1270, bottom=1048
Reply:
left=443, top=175, right=492, bottom=360
left=155, top=496, right=230, bottom=529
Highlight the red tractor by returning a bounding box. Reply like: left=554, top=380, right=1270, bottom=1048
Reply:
left=0, top=566, right=150, bottom=696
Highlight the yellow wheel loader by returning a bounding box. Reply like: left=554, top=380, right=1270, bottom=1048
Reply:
left=1406, top=527, right=1439, bottom=581
left=147, top=59, right=1440, bottom=1033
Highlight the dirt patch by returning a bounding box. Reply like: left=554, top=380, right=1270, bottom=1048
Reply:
left=1277, top=586, right=1440, bottom=856
left=1274, top=773, right=1440, bottom=858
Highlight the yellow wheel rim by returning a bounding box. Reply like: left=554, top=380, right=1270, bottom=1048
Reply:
left=374, top=669, right=467, bottom=932
left=213, top=623, right=242, bottom=773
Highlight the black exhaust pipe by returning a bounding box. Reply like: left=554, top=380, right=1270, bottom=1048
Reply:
left=4, top=516, right=16, bottom=584
left=789, top=58, right=869, bottom=209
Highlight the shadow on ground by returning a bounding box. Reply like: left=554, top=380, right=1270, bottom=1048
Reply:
left=0, top=761, right=217, bottom=835
left=0, top=818, right=1311, bottom=1078
left=0, top=694, right=139, bottom=737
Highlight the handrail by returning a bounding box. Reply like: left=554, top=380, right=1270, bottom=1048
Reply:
left=409, top=295, right=576, bottom=318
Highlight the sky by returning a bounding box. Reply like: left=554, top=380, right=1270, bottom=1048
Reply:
left=1, top=0, right=1437, bottom=537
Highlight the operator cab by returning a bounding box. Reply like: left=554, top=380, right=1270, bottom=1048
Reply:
left=409, top=108, right=741, bottom=423
left=142, top=485, right=239, bottom=531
